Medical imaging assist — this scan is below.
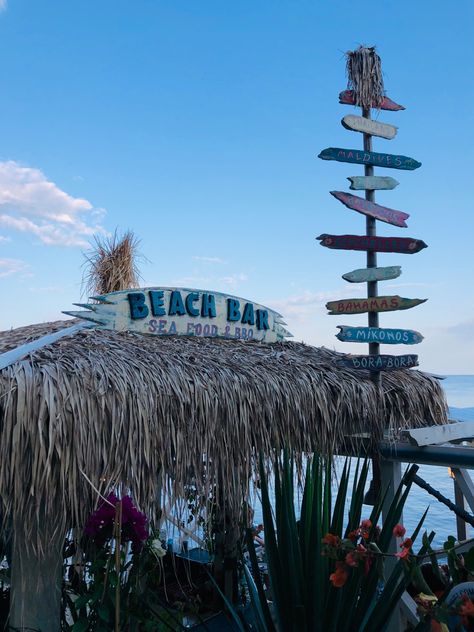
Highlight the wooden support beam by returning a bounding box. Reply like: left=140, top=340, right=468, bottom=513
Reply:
left=451, top=468, right=474, bottom=515
left=402, top=421, right=474, bottom=447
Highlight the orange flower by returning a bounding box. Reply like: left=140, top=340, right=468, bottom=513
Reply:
left=360, top=519, right=372, bottom=530
left=322, top=533, right=340, bottom=547
left=396, top=538, right=412, bottom=559
left=393, top=524, right=406, bottom=538
left=347, top=529, right=358, bottom=542
left=329, top=561, right=348, bottom=588
left=345, top=551, right=358, bottom=567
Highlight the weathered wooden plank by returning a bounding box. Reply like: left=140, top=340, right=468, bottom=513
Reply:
left=402, top=422, right=474, bottom=447
left=337, top=354, right=418, bottom=371
left=317, top=234, right=427, bottom=254
left=64, top=287, right=292, bottom=343
left=341, top=115, right=398, bottom=139
left=336, top=325, right=423, bottom=345
left=326, top=295, right=427, bottom=315
left=348, top=176, right=399, bottom=191
left=318, top=147, right=421, bottom=171
left=339, top=90, right=405, bottom=111
left=342, top=266, right=401, bottom=283
left=330, top=190, right=409, bottom=227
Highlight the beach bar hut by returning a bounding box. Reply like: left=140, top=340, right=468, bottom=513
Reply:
left=0, top=303, right=447, bottom=630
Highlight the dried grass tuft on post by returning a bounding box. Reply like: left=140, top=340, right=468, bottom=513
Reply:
left=346, top=45, right=385, bottom=110
left=83, top=230, right=141, bottom=296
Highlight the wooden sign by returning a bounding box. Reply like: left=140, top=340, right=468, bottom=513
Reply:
left=336, top=326, right=423, bottom=345
left=337, top=354, right=419, bottom=371
left=330, top=190, right=409, bottom=227
left=326, top=295, right=427, bottom=315
left=338, top=90, right=405, bottom=111
left=318, top=147, right=421, bottom=171
left=342, top=266, right=401, bottom=283
left=341, top=115, right=398, bottom=140
left=64, top=287, right=292, bottom=343
left=317, top=234, right=427, bottom=254
left=348, top=176, right=399, bottom=191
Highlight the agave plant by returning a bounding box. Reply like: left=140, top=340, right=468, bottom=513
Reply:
left=241, top=453, right=430, bottom=632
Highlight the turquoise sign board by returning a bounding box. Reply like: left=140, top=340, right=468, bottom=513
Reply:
left=336, top=326, right=423, bottom=345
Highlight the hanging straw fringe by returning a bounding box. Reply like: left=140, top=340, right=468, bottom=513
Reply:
left=346, top=46, right=384, bottom=110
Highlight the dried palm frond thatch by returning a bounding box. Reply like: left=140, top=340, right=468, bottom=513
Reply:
left=0, top=321, right=448, bottom=542
left=83, top=230, right=141, bottom=296
left=346, top=45, right=385, bottom=110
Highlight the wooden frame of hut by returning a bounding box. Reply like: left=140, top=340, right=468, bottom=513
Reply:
left=0, top=318, right=447, bottom=630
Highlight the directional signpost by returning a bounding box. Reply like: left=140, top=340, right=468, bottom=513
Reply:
left=336, top=326, right=423, bottom=345
left=347, top=176, right=399, bottom=190
left=318, top=147, right=421, bottom=170
left=342, top=266, right=401, bottom=283
left=316, top=46, right=427, bottom=378
left=326, top=296, right=426, bottom=315
left=338, top=89, right=405, bottom=111
left=341, top=115, right=398, bottom=140
left=317, top=234, right=427, bottom=254
left=330, top=190, right=409, bottom=227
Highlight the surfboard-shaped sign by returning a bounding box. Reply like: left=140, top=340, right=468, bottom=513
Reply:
left=330, top=191, right=409, bottom=228
left=348, top=176, right=399, bottom=191
left=318, top=148, right=421, bottom=171
left=64, top=287, right=292, bottom=343
left=317, top=234, right=427, bottom=254
left=342, top=266, right=401, bottom=283
left=338, top=90, right=405, bottom=111
left=337, top=354, right=419, bottom=371
left=326, top=296, right=427, bottom=315
left=336, top=326, right=423, bottom=345
left=341, top=115, right=398, bottom=140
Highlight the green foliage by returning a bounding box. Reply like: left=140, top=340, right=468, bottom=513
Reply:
left=243, top=453, right=427, bottom=632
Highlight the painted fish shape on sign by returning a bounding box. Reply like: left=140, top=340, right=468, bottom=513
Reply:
left=318, top=148, right=421, bottom=171
left=330, top=190, right=409, bottom=228
left=326, top=296, right=427, bottom=315
left=336, top=326, right=424, bottom=345
left=337, top=354, right=419, bottom=371
left=347, top=176, right=399, bottom=191
left=342, top=266, right=402, bottom=283
left=317, top=234, right=427, bottom=254
left=338, top=90, right=405, bottom=111
left=341, top=115, right=398, bottom=140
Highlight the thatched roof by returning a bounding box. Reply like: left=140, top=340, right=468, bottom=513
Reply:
left=0, top=320, right=448, bottom=532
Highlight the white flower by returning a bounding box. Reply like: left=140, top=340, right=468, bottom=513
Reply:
left=150, top=539, right=166, bottom=558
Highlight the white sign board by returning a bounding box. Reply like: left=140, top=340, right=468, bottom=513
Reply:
left=65, top=287, right=292, bottom=343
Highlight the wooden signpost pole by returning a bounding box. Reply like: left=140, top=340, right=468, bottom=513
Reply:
left=362, top=106, right=381, bottom=389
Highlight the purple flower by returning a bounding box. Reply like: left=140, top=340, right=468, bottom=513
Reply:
left=84, top=493, right=148, bottom=550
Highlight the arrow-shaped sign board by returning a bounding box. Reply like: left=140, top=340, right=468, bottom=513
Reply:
left=336, top=326, right=423, bottom=345
left=318, top=147, right=421, bottom=171
left=326, top=296, right=427, bottom=315
left=330, top=190, right=409, bottom=227
left=341, top=115, right=398, bottom=140
left=342, top=266, right=401, bottom=283
left=337, top=354, right=419, bottom=371
left=348, top=176, right=399, bottom=191
left=317, top=234, right=427, bottom=254
left=338, top=90, right=405, bottom=111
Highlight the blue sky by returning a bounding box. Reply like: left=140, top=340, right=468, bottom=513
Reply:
left=0, top=1, right=473, bottom=373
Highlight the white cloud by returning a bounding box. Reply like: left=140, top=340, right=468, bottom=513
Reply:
left=0, top=258, right=29, bottom=278
left=192, top=256, right=227, bottom=264
left=0, top=1, right=6, bottom=11
left=0, top=161, right=107, bottom=247
left=268, top=287, right=365, bottom=321
left=0, top=235, right=10, bottom=243
left=219, top=273, right=248, bottom=288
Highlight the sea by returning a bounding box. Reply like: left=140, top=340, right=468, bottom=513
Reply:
left=250, top=375, right=474, bottom=550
